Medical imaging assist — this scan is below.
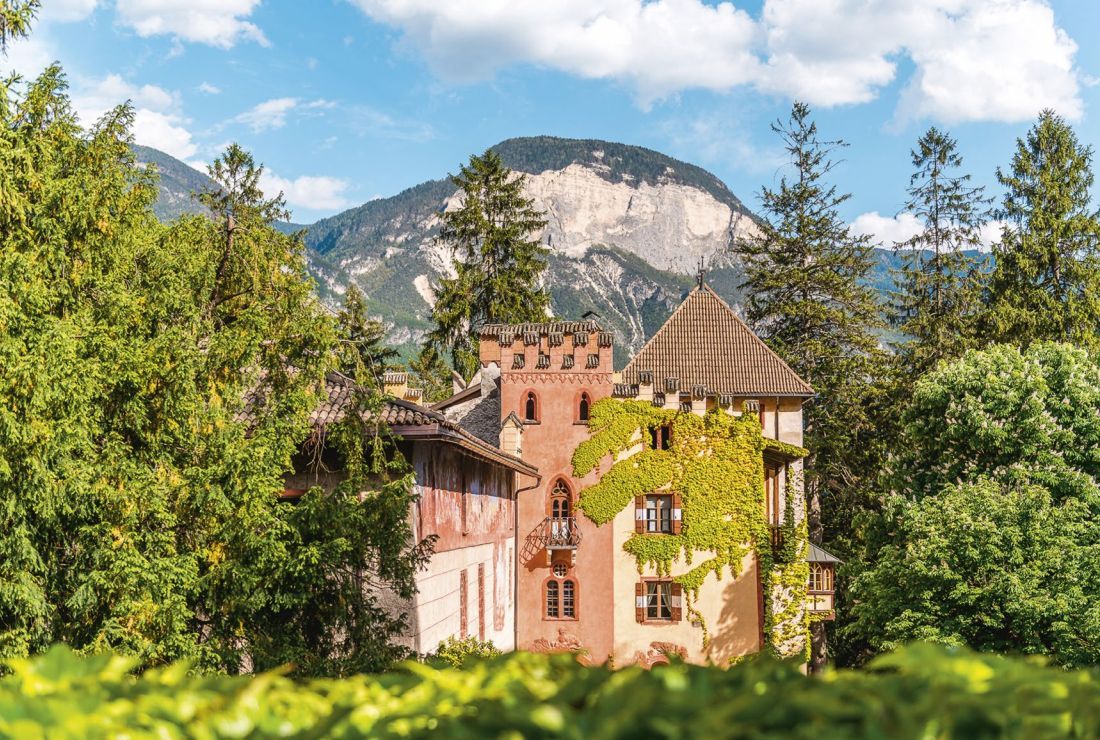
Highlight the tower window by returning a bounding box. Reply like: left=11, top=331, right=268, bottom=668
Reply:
left=546, top=580, right=559, bottom=618
left=578, top=392, right=591, bottom=422
left=524, top=391, right=539, bottom=422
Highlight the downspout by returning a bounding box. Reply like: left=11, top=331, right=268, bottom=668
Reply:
left=513, top=470, right=542, bottom=652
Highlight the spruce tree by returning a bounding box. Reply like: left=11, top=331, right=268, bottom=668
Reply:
left=0, top=0, right=36, bottom=50
left=336, top=283, right=397, bottom=388
left=893, top=127, right=990, bottom=374
left=427, top=149, right=549, bottom=378
left=408, top=344, right=454, bottom=404
left=983, top=110, right=1100, bottom=348
left=733, top=102, right=886, bottom=670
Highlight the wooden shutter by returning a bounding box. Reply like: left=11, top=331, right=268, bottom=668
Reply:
left=671, top=493, right=683, bottom=535
left=634, top=495, right=646, bottom=533
left=635, top=582, right=645, bottom=622
left=670, top=582, right=683, bottom=622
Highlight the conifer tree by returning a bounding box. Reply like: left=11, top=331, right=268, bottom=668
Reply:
left=0, top=0, right=36, bottom=50
left=427, top=149, right=549, bottom=378
left=983, top=110, right=1100, bottom=348
left=893, top=128, right=990, bottom=374
left=733, top=102, right=886, bottom=670
left=408, top=344, right=454, bottom=404
left=336, top=283, right=398, bottom=387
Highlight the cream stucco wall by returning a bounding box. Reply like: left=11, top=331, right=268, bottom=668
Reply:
left=610, top=505, right=761, bottom=665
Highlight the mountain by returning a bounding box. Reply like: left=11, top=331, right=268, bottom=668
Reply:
left=304, top=136, right=761, bottom=361
left=135, top=137, right=971, bottom=364
left=132, top=144, right=214, bottom=220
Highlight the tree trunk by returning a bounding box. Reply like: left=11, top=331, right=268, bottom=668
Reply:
left=809, top=620, right=828, bottom=673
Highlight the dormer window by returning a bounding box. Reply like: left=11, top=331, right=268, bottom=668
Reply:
left=578, top=392, right=591, bottom=422
left=524, top=390, right=539, bottom=423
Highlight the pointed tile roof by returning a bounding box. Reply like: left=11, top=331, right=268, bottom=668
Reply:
left=621, top=284, right=813, bottom=397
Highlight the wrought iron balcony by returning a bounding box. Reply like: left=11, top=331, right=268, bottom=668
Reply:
left=520, top=516, right=581, bottom=566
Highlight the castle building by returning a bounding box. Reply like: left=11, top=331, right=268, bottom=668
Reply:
left=437, top=282, right=837, bottom=665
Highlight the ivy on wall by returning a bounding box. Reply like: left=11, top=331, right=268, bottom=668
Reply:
left=571, top=399, right=810, bottom=656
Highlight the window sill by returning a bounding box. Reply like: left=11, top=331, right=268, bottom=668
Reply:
left=523, top=420, right=541, bottom=426
left=543, top=616, right=578, bottom=622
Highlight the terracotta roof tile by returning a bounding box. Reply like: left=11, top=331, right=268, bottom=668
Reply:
left=621, top=285, right=813, bottom=397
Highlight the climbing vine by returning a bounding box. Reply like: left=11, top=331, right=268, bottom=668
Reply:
left=571, top=398, right=810, bottom=656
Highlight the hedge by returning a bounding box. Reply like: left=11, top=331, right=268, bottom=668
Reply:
left=3, top=643, right=1100, bottom=738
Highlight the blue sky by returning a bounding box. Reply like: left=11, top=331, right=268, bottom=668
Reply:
left=7, top=0, right=1100, bottom=244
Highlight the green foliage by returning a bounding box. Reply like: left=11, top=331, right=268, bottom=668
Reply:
left=846, top=343, right=1100, bottom=668
left=0, top=0, right=36, bottom=51
left=428, top=636, right=502, bottom=668
left=10, top=642, right=1100, bottom=738
left=892, top=127, right=991, bottom=374
left=427, top=148, right=550, bottom=378
left=406, top=343, right=454, bottom=404
left=572, top=400, right=807, bottom=651
left=983, top=110, right=1100, bottom=348
left=731, top=102, right=887, bottom=546
left=0, top=66, right=427, bottom=676
left=336, top=283, right=398, bottom=387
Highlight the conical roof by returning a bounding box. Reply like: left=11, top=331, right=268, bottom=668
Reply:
left=621, top=284, right=813, bottom=397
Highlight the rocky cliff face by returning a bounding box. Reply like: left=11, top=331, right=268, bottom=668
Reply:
left=306, top=137, right=759, bottom=361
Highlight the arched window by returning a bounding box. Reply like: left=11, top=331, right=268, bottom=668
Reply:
left=562, top=579, right=576, bottom=618
left=545, top=580, right=560, bottom=618
left=544, top=567, right=578, bottom=620
left=550, top=478, right=571, bottom=520
left=578, top=392, right=590, bottom=422
left=524, top=391, right=538, bottom=422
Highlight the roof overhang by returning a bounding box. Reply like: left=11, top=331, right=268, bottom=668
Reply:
left=393, top=423, right=539, bottom=477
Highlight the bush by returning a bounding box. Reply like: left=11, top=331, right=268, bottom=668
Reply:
left=427, top=635, right=502, bottom=668
left=4, top=643, right=1100, bottom=738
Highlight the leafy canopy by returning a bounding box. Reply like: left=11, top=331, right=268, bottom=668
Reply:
left=0, top=60, right=426, bottom=675
left=846, top=343, right=1100, bottom=667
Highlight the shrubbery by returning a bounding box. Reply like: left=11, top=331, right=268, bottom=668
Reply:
left=427, top=636, right=502, bottom=668
left=3, top=643, right=1100, bottom=738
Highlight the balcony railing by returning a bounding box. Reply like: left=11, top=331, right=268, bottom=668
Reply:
left=520, top=516, right=581, bottom=565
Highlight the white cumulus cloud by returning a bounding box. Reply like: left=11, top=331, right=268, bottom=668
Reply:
left=73, top=74, right=198, bottom=160
left=852, top=211, right=924, bottom=248
left=115, top=0, right=268, bottom=49
left=259, top=171, right=351, bottom=212
left=198, top=82, right=221, bottom=95
left=853, top=211, right=1007, bottom=251
left=351, top=0, right=1083, bottom=122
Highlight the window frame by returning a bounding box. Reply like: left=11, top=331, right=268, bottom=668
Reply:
left=635, top=578, right=682, bottom=623
left=522, top=389, right=540, bottom=424
left=634, top=492, right=682, bottom=535
left=543, top=568, right=579, bottom=621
